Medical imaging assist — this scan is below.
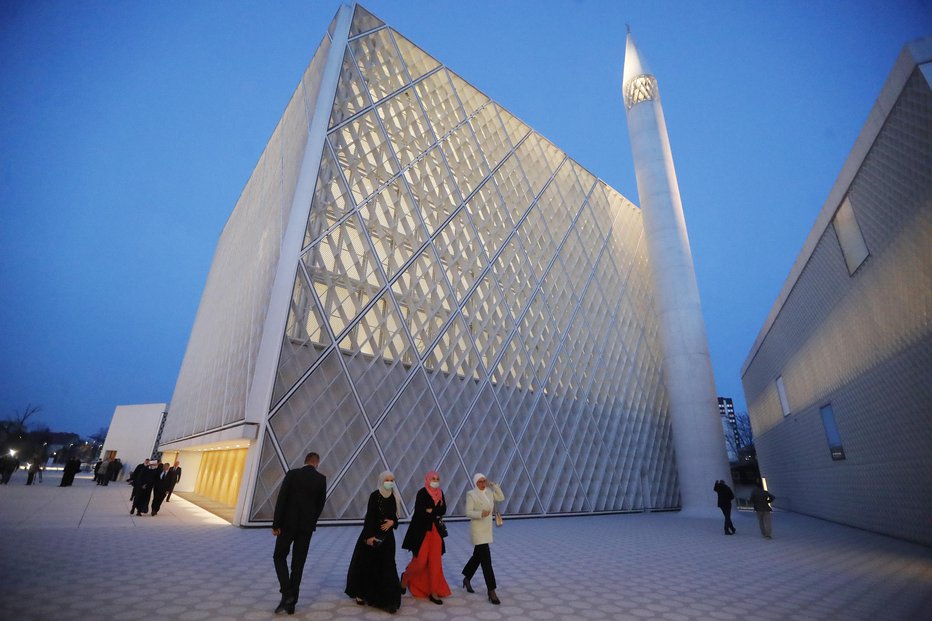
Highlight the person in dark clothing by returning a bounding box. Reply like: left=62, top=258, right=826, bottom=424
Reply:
left=131, top=460, right=159, bottom=516
left=151, top=462, right=173, bottom=516
left=129, top=459, right=149, bottom=502
left=26, top=459, right=40, bottom=485
left=272, top=452, right=327, bottom=615
left=0, top=455, right=15, bottom=484
left=345, top=471, right=402, bottom=614
left=714, top=479, right=737, bottom=535
left=165, top=461, right=181, bottom=502
left=750, top=482, right=776, bottom=539
left=109, top=458, right=122, bottom=482
left=59, top=458, right=79, bottom=487
left=92, top=460, right=103, bottom=484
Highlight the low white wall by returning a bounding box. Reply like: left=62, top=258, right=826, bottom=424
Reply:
left=101, top=404, right=166, bottom=475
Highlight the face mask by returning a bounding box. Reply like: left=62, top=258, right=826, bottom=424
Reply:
left=429, top=481, right=440, bottom=489
left=383, top=481, right=395, bottom=490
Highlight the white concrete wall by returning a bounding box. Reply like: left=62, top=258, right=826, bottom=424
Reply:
left=102, top=404, right=166, bottom=474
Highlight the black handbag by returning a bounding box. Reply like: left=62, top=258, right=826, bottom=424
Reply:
left=435, top=518, right=448, bottom=538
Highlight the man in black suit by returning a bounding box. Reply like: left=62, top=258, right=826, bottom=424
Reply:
left=272, top=451, right=326, bottom=615
left=165, top=461, right=181, bottom=502
left=151, top=462, right=173, bottom=516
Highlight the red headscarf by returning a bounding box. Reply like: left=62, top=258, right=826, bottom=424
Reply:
left=424, top=470, right=443, bottom=505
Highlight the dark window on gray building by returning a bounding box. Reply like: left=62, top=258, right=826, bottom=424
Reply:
left=820, top=404, right=846, bottom=460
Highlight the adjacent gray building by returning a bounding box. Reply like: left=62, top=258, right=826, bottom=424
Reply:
left=741, top=37, right=932, bottom=545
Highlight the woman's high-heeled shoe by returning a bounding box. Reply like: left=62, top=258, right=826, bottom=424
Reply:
left=462, top=576, right=474, bottom=593
left=488, top=589, right=500, bottom=605
left=428, top=594, right=443, bottom=605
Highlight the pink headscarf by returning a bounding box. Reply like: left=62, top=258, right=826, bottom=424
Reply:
left=424, top=470, right=443, bottom=505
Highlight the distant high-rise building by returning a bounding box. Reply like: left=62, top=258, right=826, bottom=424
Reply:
left=717, top=397, right=740, bottom=462
left=159, top=4, right=726, bottom=525
left=742, top=36, right=932, bottom=546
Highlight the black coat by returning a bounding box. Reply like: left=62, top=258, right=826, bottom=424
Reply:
left=345, top=491, right=401, bottom=609
left=713, top=481, right=735, bottom=508
left=131, top=464, right=147, bottom=488
left=401, top=488, right=446, bottom=556
left=273, top=465, right=327, bottom=535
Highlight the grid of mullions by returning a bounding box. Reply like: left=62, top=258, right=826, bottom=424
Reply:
left=253, top=6, right=677, bottom=522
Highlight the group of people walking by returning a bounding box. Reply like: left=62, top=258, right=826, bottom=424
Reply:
left=714, top=478, right=776, bottom=539
left=271, top=453, right=506, bottom=616
left=93, top=457, right=122, bottom=485
left=129, top=458, right=181, bottom=517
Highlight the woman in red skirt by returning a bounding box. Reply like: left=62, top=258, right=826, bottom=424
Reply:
left=400, top=471, right=451, bottom=604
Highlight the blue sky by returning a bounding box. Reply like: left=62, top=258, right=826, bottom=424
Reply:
left=1, top=1, right=929, bottom=436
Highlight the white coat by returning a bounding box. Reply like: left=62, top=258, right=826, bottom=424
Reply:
left=465, top=483, right=504, bottom=546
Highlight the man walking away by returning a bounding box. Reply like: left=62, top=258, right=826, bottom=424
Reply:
left=750, top=481, right=776, bottom=539
left=272, top=452, right=326, bottom=615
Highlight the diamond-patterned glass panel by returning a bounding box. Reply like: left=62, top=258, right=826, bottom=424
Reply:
left=304, top=213, right=384, bottom=338
left=415, top=69, right=467, bottom=140
left=249, top=431, right=286, bottom=521
left=447, top=70, right=489, bottom=119
left=391, top=30, right=440, bottom=81
left=469, top=103, right=513, bottom=171
left=350, top=28, right=408, bottom=103
left=271, top=266, right=331, bottom=407
left=331, top=110, right=399, bottom=205
left=358, top=177, right=427, bottom=280
left=462, top=273, right=513, bottom=373
left=404, top=146, right=462, bottom=234
left=339, top=291, right=415, bottom=423
left=329, top=49, right=371, bottom=129
left=303, top=144, right=353, bottom=249
left=374, top=370, right=452, bottom=497
left=424, top=313, right=486, bottom=434
left=377, top=87, right=435, bottom=169
left=466, top=178, right=513, bottom=260
left=432, top=207, right=487, bottom=303
left=493, top=153, right=535, bottom=225
left=348, top=4, right=384, bottom=37
left=391, top=246, right=455, bottom=355
left=441, top=123, right=490, bottom=200
left=319, top=438, right=388, bottom=520
left=270, top=350, right=369, bottom=472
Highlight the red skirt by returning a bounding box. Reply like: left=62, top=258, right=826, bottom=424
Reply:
left=404, top=525, right=451, bottom=599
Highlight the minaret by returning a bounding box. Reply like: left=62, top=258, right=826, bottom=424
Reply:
left=622, top=29, right=731, bottom=514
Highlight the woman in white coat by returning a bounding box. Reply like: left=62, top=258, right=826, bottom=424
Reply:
left=461, top=473, right=505, bottom=605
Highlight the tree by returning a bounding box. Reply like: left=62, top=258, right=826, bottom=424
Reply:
left=1, top=404, right=43, bottom=455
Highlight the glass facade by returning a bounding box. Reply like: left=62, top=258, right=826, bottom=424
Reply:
left=165, top=4, right=681, bottom=523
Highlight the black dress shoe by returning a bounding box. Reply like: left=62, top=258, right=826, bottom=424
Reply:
left=428, top=595, right=443, bottom=605
left=274, top=599, right=287, bottom=614
left=463, top=576, right=474, bottom=593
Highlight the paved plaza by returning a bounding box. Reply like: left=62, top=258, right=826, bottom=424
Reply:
left=0, top=471, right=930, bottom=621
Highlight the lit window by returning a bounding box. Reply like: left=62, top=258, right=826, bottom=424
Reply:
left=820, top=404, right=846, bottom=460
left=776, top=375, right=791, bottom=417
left=832, top=196, right=869, bottom=275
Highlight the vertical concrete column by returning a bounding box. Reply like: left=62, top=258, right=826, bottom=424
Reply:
left=622, top=31, right=730, bottom=514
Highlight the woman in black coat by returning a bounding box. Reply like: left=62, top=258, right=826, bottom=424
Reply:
left=400, top=471, right=451, bottom=604
left=345, top=471, right=402, bottom=613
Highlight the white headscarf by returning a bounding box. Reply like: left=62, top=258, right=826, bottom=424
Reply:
left=472, top=472, right=494, bottom=511
left=378, top=470, right=402, bottom=515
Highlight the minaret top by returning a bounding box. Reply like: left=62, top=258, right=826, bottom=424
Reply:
left=622, top=29, right=658, bottom=110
